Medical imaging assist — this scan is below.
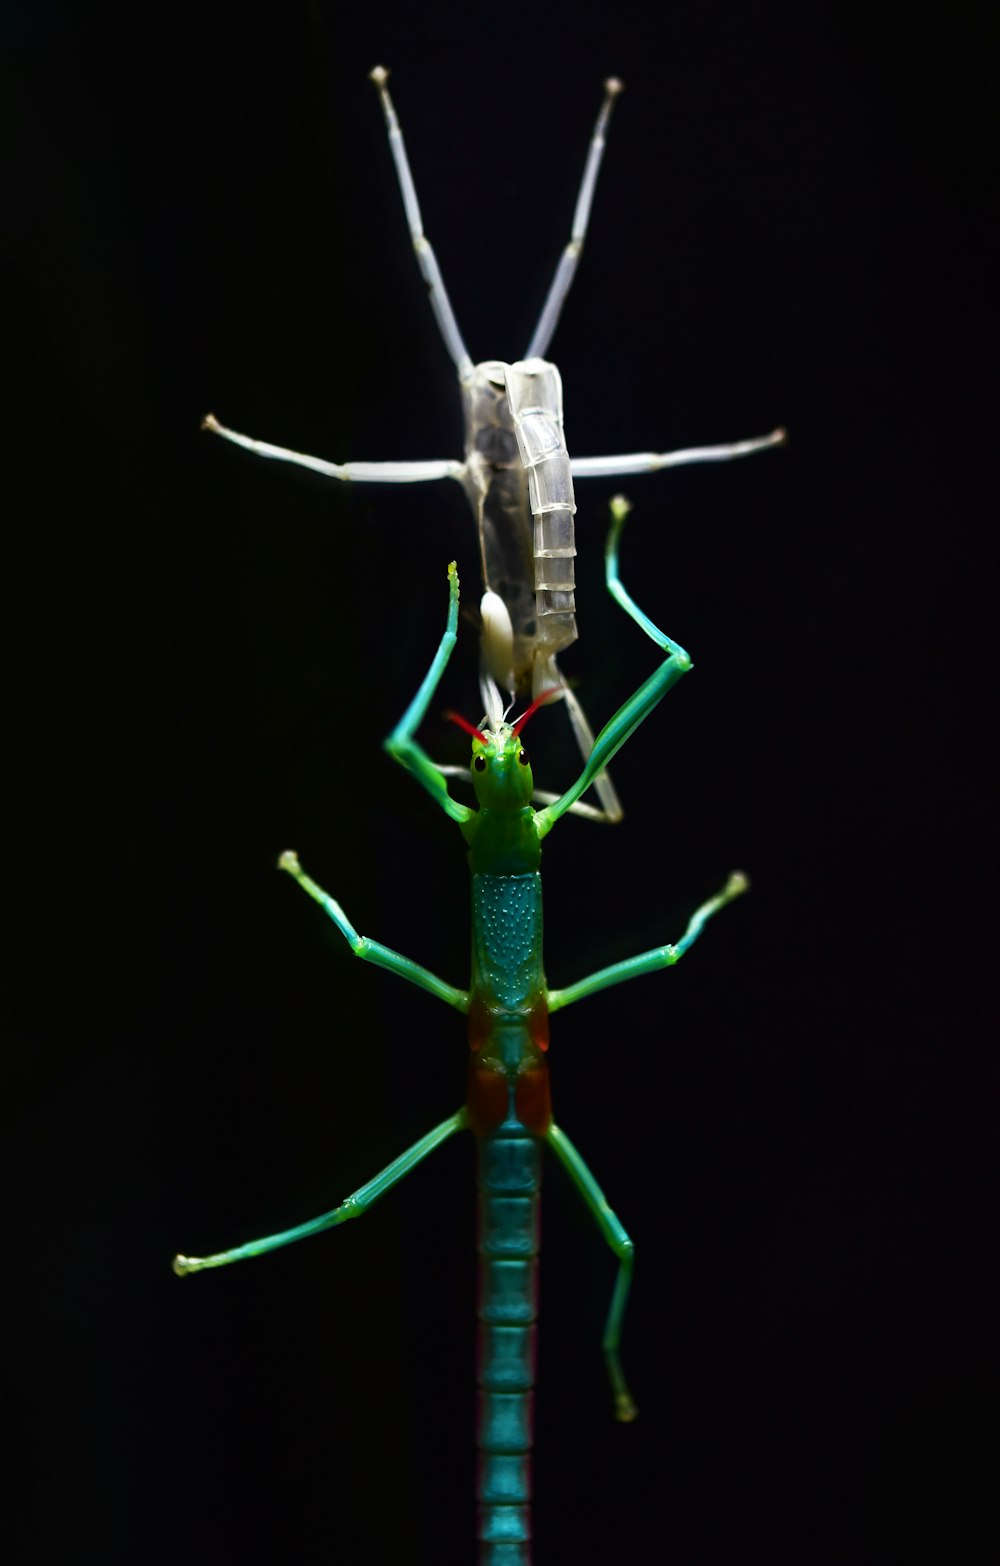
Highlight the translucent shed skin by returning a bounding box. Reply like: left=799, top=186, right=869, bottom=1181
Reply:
left=202, top=67, right=785, bottom=822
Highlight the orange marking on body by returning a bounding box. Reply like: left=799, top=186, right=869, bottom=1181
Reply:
left=515, top=1064, right=552, bottom=1135
left=467, top=1059, right=509, bottom=1136
left=529, top=996, right=550, bottom=1054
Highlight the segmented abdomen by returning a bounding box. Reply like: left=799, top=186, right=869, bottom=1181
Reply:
left=476, top=1129, right=541, bottom=1566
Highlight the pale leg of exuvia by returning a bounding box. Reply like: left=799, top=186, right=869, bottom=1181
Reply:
left=203, top=61, right=781, bottom=496
left=368, top=65, right=472, bottom=379
left=559, top=678, right=625, bottom=825
left=203, top=60, right=471, bottom=474
left=570, top=426, right=787, bottom=479
left=372, top=66, right=623, bottom=373
left=200, top=413, right=464, bottom=486
left=198, top=417, right=786, bottom=497
left=525, top=77, right=624, bottom=361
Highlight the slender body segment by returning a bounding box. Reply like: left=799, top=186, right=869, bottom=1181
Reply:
left=202, top=67, right=785, bottom=821
left=174, top=500, right=751, bottom=1564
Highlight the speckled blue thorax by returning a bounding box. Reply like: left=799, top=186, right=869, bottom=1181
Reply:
left=471, top=873, right=544, bottom=1011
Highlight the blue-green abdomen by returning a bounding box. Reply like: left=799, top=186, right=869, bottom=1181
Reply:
left=476, top=1131, right=540, bottom=1564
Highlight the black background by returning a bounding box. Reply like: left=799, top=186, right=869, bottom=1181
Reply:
left=5, top=3, right=996, bottom=1563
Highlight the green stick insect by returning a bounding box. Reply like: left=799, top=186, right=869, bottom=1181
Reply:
left=174, top=497, right=748, bottom=1565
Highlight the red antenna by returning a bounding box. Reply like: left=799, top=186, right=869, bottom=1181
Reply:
left=443, top=710, right=488, bottom=746
left=512, top=686, right=562, bottom=736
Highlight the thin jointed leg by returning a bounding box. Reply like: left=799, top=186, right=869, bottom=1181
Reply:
left=570, top=426, right=786, bottom=479
left=560, top=680, right=624, bottom=824
left=202, top=412, right=463, bottom=485
left=279, top=850, right=468, bottom=1012
left=383, top=562, right=473, bottom=826
left=369, top=67, right=473, bottom=379
left=526, top=77, right=623, bottom=361
left=546, top=1123, right=637, bottom=1421
left=536, top=499, right=693, bottom=832
left=174, top=1108, right=468, bottom=1274
left=547, top=871, right=748, bottom=1012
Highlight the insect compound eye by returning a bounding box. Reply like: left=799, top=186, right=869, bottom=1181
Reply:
left=517, top=749, right=529, bottom=767
left=473, top=755, right=487, bottom=773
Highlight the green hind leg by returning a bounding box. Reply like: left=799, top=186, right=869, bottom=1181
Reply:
left=547, top=871, right=748, bottom=1013
left=174, top=1107, right=468, bottom=1275
left=535, top=498, right=693, bottom=835
left=546, top=1123, right=638, bottom=1422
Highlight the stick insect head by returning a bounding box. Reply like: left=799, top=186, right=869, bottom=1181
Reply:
left=445, top=676, right=551, bottom=814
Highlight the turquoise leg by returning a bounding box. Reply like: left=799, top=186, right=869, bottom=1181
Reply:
left=605, top=494, right=691, bottom=660
left=547, top=871, right=748, bottom=1013
left=536, top=498, right=693, bottom=835
left=546, top=1123, right=638, bottom=1421
left=174, top=1107, right=468, bottom=1274
left=279, top=850, right=468, bottom=1012
left=383, top=560, right=473, bottom=826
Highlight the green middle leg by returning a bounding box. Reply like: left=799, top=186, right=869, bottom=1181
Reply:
left=547, top=871, right=748, bottom=1013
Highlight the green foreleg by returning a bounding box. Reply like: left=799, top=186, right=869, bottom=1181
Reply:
left=605, top=493, right=691, bottom=660
left=536, top=498, right=693, bottom=835
left=383, top=560, right=473, bottom=825
left=546, top=1123, right=638, bottom=1421
left=174, top=1107, right=469, bottom=1275
left=279, top=850, right=469, bottom=1012
left=548, top=871, right=748, bottom=1013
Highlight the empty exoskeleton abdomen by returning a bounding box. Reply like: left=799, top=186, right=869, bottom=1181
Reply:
left=462, top=359, right=577, bottom=697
